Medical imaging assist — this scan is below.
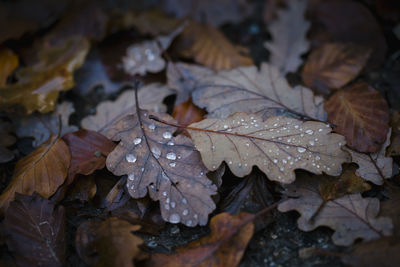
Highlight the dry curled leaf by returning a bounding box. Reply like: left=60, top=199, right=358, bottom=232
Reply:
left=75, top=218, right=144, bottom=267
left=122, top=25, right=184, bottom=76
left=0, top=47, right=18, bottom=87
left=149, top=211, right=256, bottom=267
left=3, top=194, right=66, bottom=267
left=278, top=174, right=393, bottom=246
left=0, top=38, right=89, bottom=114
left=264, top=0, right=310, bottom=74
left=0, top=135, right=70, bottom=213
left=0, top=119, right=16, bottom=163
left=176, top=21, right=253, bottom=71
left=302, top=43, right=371, bottom=94
left=192, top=63, right=326, bottom=120
left=103, top=110, right=217, bottom=226
left=344, top=130, right=393, bottom=185
left=188, top=112, right=349, bottom=183
left=81, top=83, right=173, bottom=134
left=325, top=82, right=390, bottom=153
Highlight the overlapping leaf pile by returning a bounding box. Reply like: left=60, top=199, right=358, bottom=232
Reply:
left=0, top=0, right=399, bottom=266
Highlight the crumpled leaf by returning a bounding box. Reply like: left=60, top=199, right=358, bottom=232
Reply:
left=81, top=83, right=173, bottom=134
left=388, top=112, right=400, bottom=156
left=3, top=193, right=66, bottom=267
left=344, top=130, right=393, bottom=185
left=325, top=82, right=390, bottom=153
left=192, top=63, right=326, bottom=120
left=188, top=112, right=350, bottom=183
left=302, top=43, right=371, bottom=94
left=0, top=37, right=89, bottom=114
left=14, top=101, right=78, bottom=147
left=0, top=47, right=18, bottom=87
left=0, top=119, right=16, bottom=163
left=278, top=174, right=393, bottom=246
left=341, top=236, right=400, bottom=267
left=176, top=21, right=253, bottom=71
left=161, top=0, right=253, bottom=27
left=122, top=25, right=184, bottom=76
left=104, top=110, right=217, bottom=226
left=149, top=211, right=256, bottom=267
left=0, top=135, right=70, bottom=213
left=75, top=217, right=145, bottom=267
left=264, top=0, right=310, bottom=74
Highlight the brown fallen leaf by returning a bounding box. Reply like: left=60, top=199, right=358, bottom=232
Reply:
left=81, top=83, right=173, bottom=134
left=104, top=108, right=217, bottom=226
left=341, top=236, right=400, bottom=267
left=75, top=217, right=145, bottom=267
left=0, top=37, right=89, bottom=114
left=264, top=0, right=310, bottom=74
left=0, top=47, right=18, bottom=87
left=325, top=82, right=390, bottom=153
left=188, top=112, right=349, bottom=183
left=65, top=175, right=97, bottom=202
left=191, top=63, right=326, bottom=120
left=0, top=134, right=70, bottom=213
left=149, top=210, right=264, bottom=267
left=3, top=193, right=66, bottom=267
left=0, top=119, right=16, bottom=163
left=380, top=185, right=400, bottom=236
left=172, top=98, right=206, bottom=127
left=302, top=43, right=371, bottom=94
left=388, top=112, right=400, bottom=156
left=176, top=21, right=253, bottom=71
left=278, top=174, right=393, bottom=246
left=344, top=130, right=393, bottom=185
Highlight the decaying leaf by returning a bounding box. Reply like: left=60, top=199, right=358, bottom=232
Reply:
left=192, top=63, right=326, bottom=120
left=65, top=175, right=97, bottom=202
left=302, top=43, right=371, bottom=94
left=388, top=112, right=400, bottom=156
left=188, top=112, right=350, bottom=183
left=75, top=217, right=145, bottom=267
left=0, top=47, right=19, bottom=87
left=3, top=194, right=66, bottom=267
left=325, top=82, right=390, bottom=153
left=344, top=130, right=393, bottom=185
left=278, top=174, right=393, bottom=246
left=380, top=185, right=400, bottom=236
left=81, top=83, right=173, bottom=134
left=176, top=21, right=253, bottom=71
left=104, top=110, right=217, bottom=226
left=149, top=211, right=256, bottom=267
left=341, top=236, right=400, bottom=267
left=0, top=135, right=70, bottom=213
left=0, top=119, right=16, bottom=163
left=14, top=101, right=78, bottom=147
left=0, top=38, right=89, bottom=114
left=122, top=25, right=184, bottom=76
left=264, top=0, right=310, bottom=74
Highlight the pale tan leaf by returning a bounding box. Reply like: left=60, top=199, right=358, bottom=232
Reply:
left=344, top=130, right=393, bottom=185
left=81, top=83, right=173, bottom=134
left=264, top=0, right=310, bottom=74
left=278, top=174, right=393, bottom=246
left=188, top=113, right=349, bottom=183
left=103, top=110, right=217, bottom=226
left=192, top=63, right=326, bottom=120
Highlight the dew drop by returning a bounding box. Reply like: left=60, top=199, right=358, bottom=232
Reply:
left=182, top=209, right=188, bottom=216
left=164, top=204, right=170, bottom=210
left=148, top=123, right=156, bottom=130
left=305, top=129, right=314, bottom=135
left=294, top=125, right=299, bottom=129
left=297, top=147, right=306, bottom=153
left=182, top=198, right=187, bottom=204
left=167, top=141, right=174, bottom=146
left=133, top=137, right=142, bottom=145
left=318, top=128, right=323, bottom=132
left=126, top=154, right=137, bottom=163
left=128, top=173, right=135, bottom=181
left=166, top=197, right=170, bottom=203
left=163, top=131, right=172, bottom=139
left=309, top=140, right=315, bottom=146
left=169, top=162, right=176, bottom=167
left=166, top=152, right=177, bottom=160
left=315, top=156, right=321, bottom=161
left=169, top=214, right=180, bottom=223
left=186, top=220, right=192, bottom=226
left=162, top=191, right=167, bottom=196
left=170, top=202, right=176, bottom=208
left=194, top=214, right=198, bottom=219
left=223, top=124, right=229, bottom=129
left=151, top=147, right=161, bottom=158
left=273, top=159, right=278, bottom=164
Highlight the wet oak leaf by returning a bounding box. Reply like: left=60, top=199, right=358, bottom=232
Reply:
left=302, top=43, right=371, bottom=94
left=325, top=82, right=390, bottom=153
left=0, top=134, right=70, bottom=213
left=192, top=63, right=326, bottom=120
left=344, top=130, right=393, bottom=185
left=176, top=21, right=253, bottom=71
left=81, top=83, right=173, bottom=134
left=188, top=113, right=349, bottom=183
left=3, top=194, right=66, bottom=267
left=0, top=38, right=89, bottom=114
left=149, top=211, right=255, bottom=267
left=264, top=0, right=310, bottom=74
left=0, top=47, right=19, bottom=87
left=103, top=110, right=217, bottom=226
left=278, top=174, right=393, bottom=246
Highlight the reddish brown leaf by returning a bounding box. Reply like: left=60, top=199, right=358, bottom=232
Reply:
left=325, top=82, right=390, bottom=153
left=302, top=43, right=371, bottom=94
left=0, top=135, right=70, bottom=214
left=3, top=194, right=66, bottom=267
left=388, top=112, right=400, bottom=156
left=172, top=98, right=206, bottom=127
left=65, top=175, right=97, bottom=202
left=149, top=212, right=257, bottom=267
